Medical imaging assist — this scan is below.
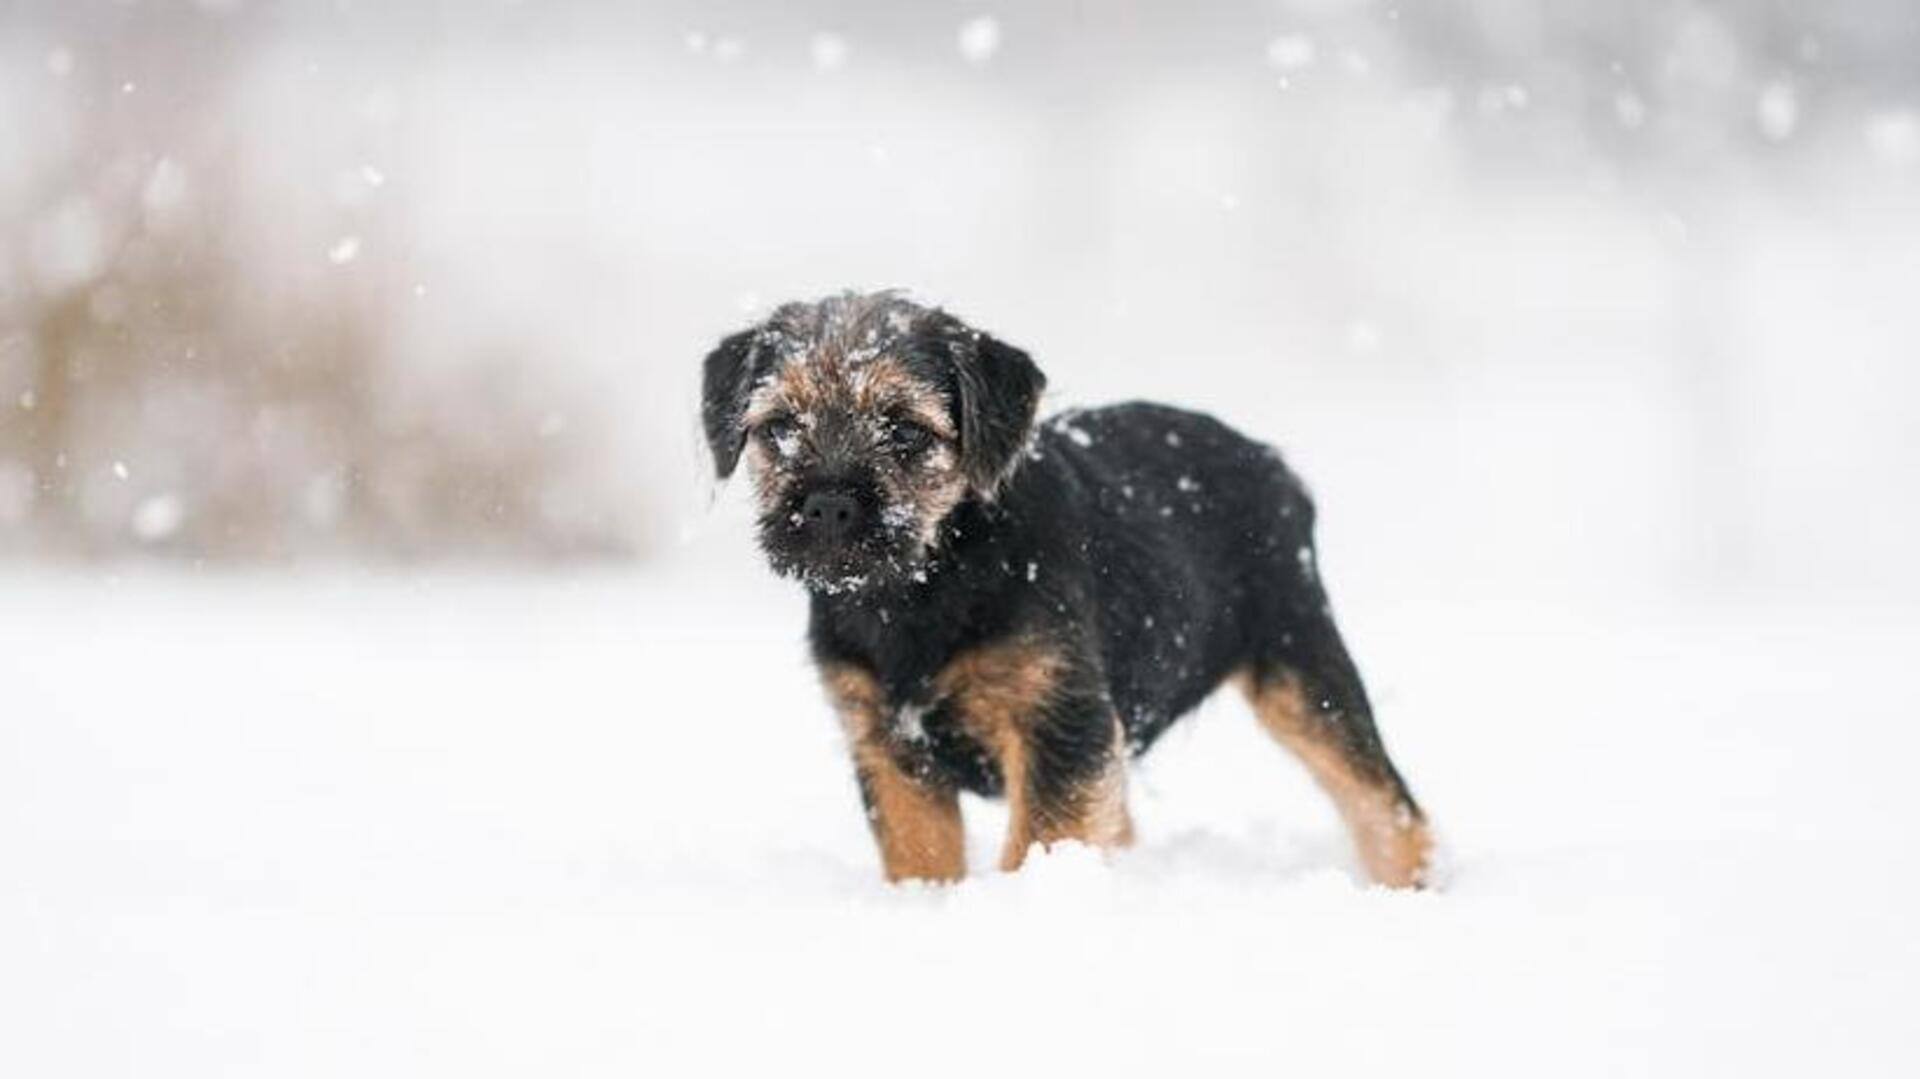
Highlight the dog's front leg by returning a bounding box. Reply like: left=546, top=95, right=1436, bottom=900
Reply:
left=847, top=739, right=965, bottom=883
left=821, top=663, right=966, bottom=883
left=932, top=640, right=1135, bottom=871
left=991, top=701, right=1135, bottom=871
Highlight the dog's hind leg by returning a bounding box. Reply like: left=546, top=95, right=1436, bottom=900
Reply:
left=1238, top=602, right=1432, bottom=888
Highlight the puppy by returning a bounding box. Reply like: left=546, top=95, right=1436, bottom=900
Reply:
left=702, top=292, right=1431, bottom=887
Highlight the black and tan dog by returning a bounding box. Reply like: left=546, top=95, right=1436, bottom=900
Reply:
left=702, top=292, right=1432, bottom=887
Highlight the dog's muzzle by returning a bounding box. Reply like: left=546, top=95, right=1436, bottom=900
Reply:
left=798, top=490, right=864, bottom=545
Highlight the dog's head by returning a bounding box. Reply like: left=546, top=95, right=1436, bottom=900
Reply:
left=701, top=292, right=1045, bottom=594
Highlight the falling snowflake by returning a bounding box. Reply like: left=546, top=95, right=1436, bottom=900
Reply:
left=958, top=16, right=1001, bottom=64
left=132, top=494, right=185, bottom=542
left=1614, top=90, right=1647, bottom=130
left=1757, top=81, right=1798, bottom=142
left=1866, top=111, right=1920, bottom=165
left=810, top=32, right=849, bottom=71
left=1265, top=34, right=1316, bottom=72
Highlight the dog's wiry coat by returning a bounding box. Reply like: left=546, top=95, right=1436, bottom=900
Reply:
left=703, top=291, right=1432, bottom=887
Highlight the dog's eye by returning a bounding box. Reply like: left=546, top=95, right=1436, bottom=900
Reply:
left=887, top=421, right=935, bottom=458
left=755, top=416, right=799, bottom=449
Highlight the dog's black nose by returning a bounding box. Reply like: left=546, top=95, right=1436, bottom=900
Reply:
left=800, top=491, right=863, bottom=541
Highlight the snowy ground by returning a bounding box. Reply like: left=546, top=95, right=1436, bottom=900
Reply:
left=2, top=568, right=1916, bottom=1076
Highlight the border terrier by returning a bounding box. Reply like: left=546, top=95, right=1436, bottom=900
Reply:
left=701, top=292, right=1431, bottom=887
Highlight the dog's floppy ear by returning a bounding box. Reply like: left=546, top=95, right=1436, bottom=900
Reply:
left=951, top=330, right=1046, bottom=497
left=701, top=329, right=760, bottom=480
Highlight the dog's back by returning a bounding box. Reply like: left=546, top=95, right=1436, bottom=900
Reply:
left=1016, top=402, right=1318, bottom=751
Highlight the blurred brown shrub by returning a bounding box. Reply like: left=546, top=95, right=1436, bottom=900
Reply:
left=0, top=7, right=639, bottom=562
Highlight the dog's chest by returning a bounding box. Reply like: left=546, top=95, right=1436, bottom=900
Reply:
left=881, top=687, right=1004, bottom=796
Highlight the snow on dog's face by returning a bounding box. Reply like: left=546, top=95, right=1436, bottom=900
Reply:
left=701, top=292, right=1045, bottom=594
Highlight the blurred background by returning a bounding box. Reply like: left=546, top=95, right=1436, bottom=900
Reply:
left=2, top=0, right=1917, bottom=602
left=6, top=9, right=1920, bottom=1071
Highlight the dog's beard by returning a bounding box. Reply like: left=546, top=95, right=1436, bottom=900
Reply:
left=756, top=499, right=935, bottom=596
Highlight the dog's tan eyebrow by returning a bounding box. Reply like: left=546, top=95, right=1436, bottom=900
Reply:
left=739, top=350, right=955, bottom=438
left=880, top=399, right=955, bottom=439
left=742, top=358, right=827, bottom=425
left=853, top=357, right=955, bottom=437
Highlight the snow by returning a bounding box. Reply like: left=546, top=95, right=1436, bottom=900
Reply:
left=1, top=569, right=1914, bottom=1076
left=809, top=31, right=850, bottom=72
left=1478, top=82, right=1530, bottom=114
left=131, top=493, right=185, bottom=541
left=1865, top=110, right=1920, bottom=164
left=895, top=700, right=929, bottom=743
left=1758, top=81, right=1800, bottom=142
left=1344, top=320, right=1383, bottom=354
left=957, top=16, right=1002, bottom=65
left=0, top=462, right=31, bottom=523
left=1265, top=34, right=1316, bottom=72
left=5, top=5, right=1920, bottom=1071
left=1614, top=89, right=1649, bottom=129
left=27, top=196, right=107, bottom=291
left=685, top=31, right=746, bottom=64
left=141, top=158, right=190, bottom=217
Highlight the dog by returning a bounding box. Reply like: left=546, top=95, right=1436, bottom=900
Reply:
left=701, top=291, right=1432, bottom=887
